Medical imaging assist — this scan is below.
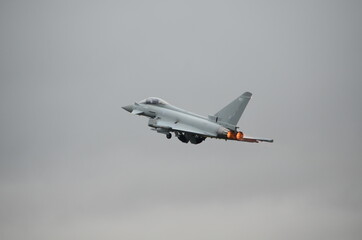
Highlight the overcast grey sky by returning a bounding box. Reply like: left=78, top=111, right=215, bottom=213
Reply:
left=1, top=0, right=362, bottom=239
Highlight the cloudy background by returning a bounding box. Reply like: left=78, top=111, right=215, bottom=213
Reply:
left=1, top=0, right=361, bottom=239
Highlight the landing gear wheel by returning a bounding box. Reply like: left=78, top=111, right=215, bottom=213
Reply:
left=166, top=133, right=172, bottom=139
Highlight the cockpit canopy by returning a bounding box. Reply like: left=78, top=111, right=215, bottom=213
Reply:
left=139, top=97, right=168, bottom=105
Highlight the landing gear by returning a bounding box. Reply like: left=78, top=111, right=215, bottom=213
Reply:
left=175, top=132, right=205, bottom=144
left=166, top=133, right=172, bottom=139
left=189, top=135, right=206, bottom=144
left=177, top=134, right=189, bottom=143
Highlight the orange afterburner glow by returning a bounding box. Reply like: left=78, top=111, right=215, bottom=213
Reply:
left=227, top=131, right=235, bottom=139
left=227, top=131, right=244, bottom=140
left=236, top=131, right=244, bottom=140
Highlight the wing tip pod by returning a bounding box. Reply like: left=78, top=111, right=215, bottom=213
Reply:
left=242, top=91, right=252, bottom=98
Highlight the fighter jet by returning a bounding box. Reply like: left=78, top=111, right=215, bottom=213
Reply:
left=122, top=92, right=273, bottom=144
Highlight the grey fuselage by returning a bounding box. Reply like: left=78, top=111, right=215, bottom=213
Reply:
left=123, top=94, right=274, bottom=144
left=131, top=102, right=229, bottom=138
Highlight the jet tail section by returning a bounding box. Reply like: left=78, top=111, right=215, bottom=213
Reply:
left=214, top=92, right=252, bottom=129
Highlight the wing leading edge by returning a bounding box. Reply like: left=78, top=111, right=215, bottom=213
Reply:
left=239, top=136, right=274, bottom=143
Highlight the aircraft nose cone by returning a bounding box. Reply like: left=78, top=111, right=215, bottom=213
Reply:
left=122, top=104, right=134, bottom=113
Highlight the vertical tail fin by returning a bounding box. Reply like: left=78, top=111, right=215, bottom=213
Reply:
left=214, top=92, right=252, bottom=127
